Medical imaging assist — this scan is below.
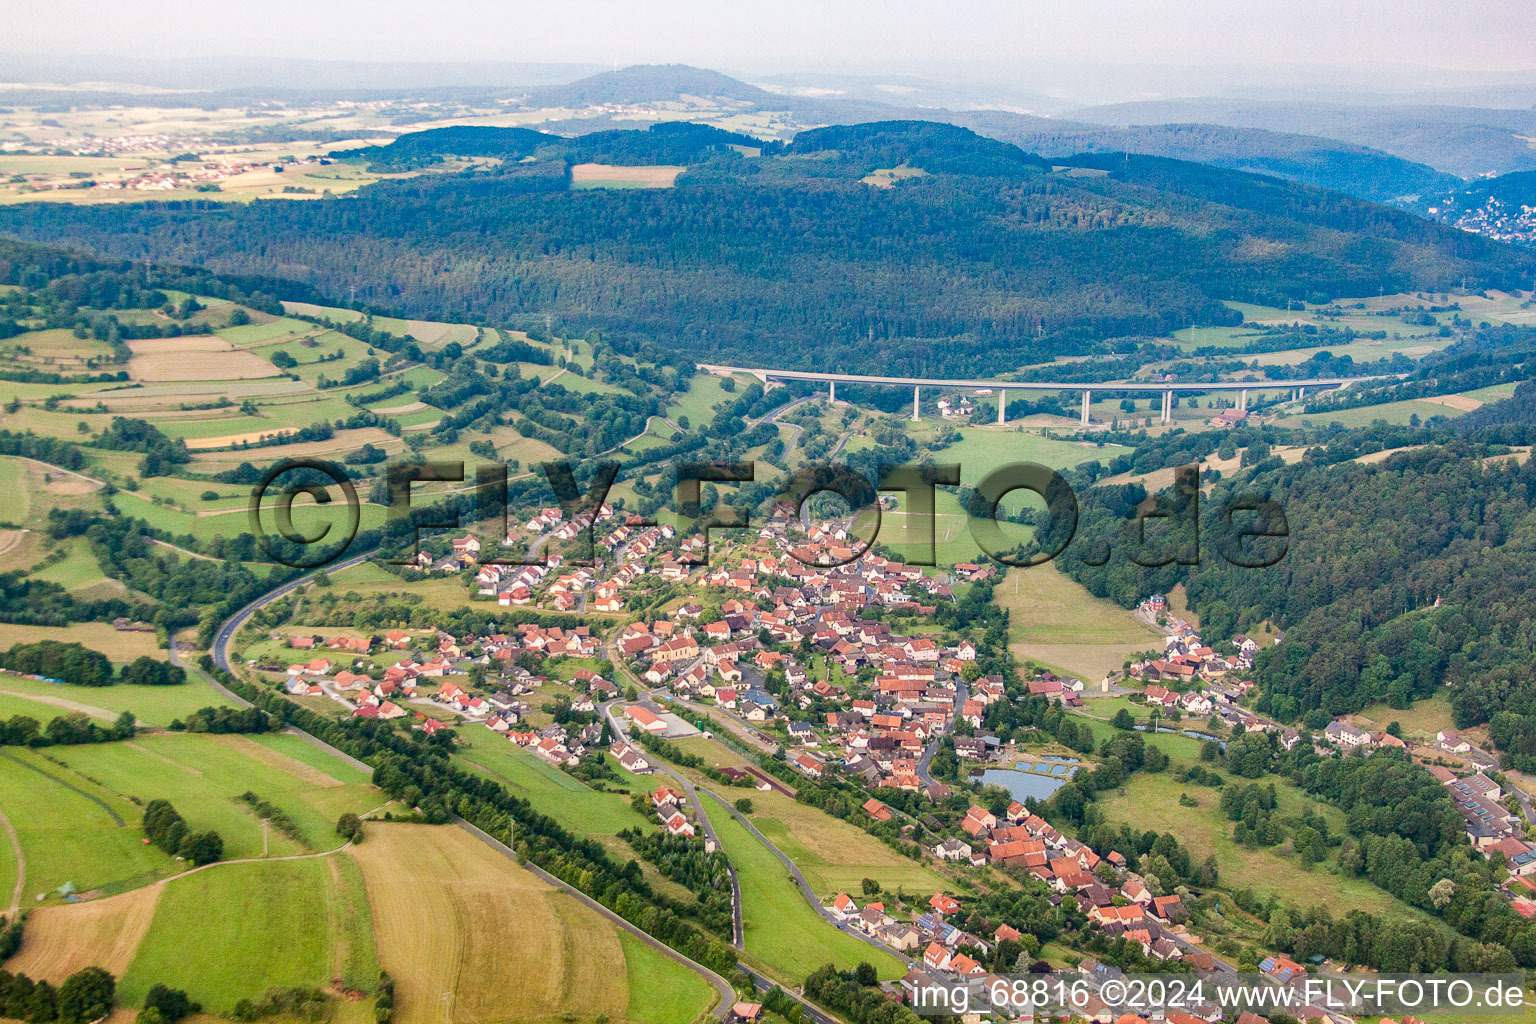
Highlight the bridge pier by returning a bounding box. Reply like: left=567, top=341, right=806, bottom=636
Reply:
left=997, top=388, right=1007, bottom=425
left=828, top=380, right=836, bottom=404
left=912, top=385, right=920, bottom=422
left=1161, top=390, right=1172, bottom=424
left=1080, top=389, right=1091, bottom=427
left=1239, top=389, right=1249, bottom=411
left=1298, top=386, right=1305, bottom=400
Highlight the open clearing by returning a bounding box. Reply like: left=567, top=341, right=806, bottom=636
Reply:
left=999, top=564, right=1163, bottom=681
left=1094, top=770, right=1443, bottom=927
left=125, top=337, right=279, bottom=381
left=571, top=163, right=684, bottom=188
left=7, top=881, right=164, bottom=983
left=350, top=823, right=631, bottom=1024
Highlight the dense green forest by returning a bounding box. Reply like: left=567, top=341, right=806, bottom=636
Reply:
left=2, top=121, right=1529, bottom=377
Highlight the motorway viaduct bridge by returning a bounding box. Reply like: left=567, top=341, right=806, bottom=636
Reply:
left=699, top=364, right=1384, bottom=426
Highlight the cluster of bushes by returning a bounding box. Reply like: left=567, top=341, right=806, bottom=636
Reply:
left=171, top=705, right=270, bottom=734
left=0, top=966, right=114, bottom=1024
left=617, top=827, right=734, bottom=936
left=138, top=984, right=199, bottom=1024
left=143, top=799, right=224, bottom=866
left=800, top=964, right=920, bottom=1024
left=335, top=813, right=365, bottom=844
left=0, top=916, right=21, bottom=959
left=0, top=640, right=113, bottom=686
left=0, top=710, right=137, bottom=747
left=374, top=973, right=395, bottom=1024
left=238, top=792, right=304, bottom=844
left=230, top=987, right=328, bottom=1022
left=119, top=657, right=186, bottom=687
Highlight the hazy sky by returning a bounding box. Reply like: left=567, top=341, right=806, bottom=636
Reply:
left=8, top=0, right=1536, bottom=80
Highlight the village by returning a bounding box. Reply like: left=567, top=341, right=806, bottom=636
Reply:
left=247, top=497, right=1536, bottom=1023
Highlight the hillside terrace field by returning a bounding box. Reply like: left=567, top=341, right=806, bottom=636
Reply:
left=0, top=728, right=378, bottom=902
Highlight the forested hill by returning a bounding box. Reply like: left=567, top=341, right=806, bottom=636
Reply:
left=1, top=121, right=1531, bottom=377
left=1046, top=330, right=1536, bottom=765
left=336, top=121, right=778, bottom=172
left=959, top=113, right=1462, bottom=203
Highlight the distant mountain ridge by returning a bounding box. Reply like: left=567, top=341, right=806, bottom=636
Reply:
left=1064, top=98, right=1536, bottom=178
left=522, top=65, right=1477, bottom=202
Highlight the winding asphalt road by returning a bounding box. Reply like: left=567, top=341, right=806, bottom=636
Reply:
left=601, top=696, right=745, bottom=950
left=916, top=677, right=968, bottom=787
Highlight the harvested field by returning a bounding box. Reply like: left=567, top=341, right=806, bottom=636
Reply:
left=6, top=882, right=164, bottom=983
left=126, top=337, right=279, bottom=381
left=183, top=429, right=297, bottom=449
left=1420, top=393, right=1483, bottom=411
left=0, top=622, right=164, bottom=661
left=349, top=823, right=629, bottom=1024
left=188, top=426, right=398, bottom=457
left=571, top=163, right=683, bottom=188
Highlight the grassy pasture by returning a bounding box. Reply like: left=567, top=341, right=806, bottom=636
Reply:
left=0, top=748, right=163, bottom=899
left=667, top=374, right=736, bottom=424
left=618, top=930, right=718, bottom=1024
left=452, top=726, right=652, bottom=838
left=0, top=457, right=31, bottom=523
left=281, top=300, right=365, bottom=323
left=998, top=563, right=1163, bottom=681
left=1352, top=693, right=1456, bottom=742
left=119, top=854, right=378, bottom=1008
left=48, top=731, right=381, bottom=860
left=710, top=807, right=904, bottom=983
left=0, top=673, right=234, bottom=726
left=749, top=799, right=949, bottom=896
left=1278, top=397, right=1468, bottom=428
